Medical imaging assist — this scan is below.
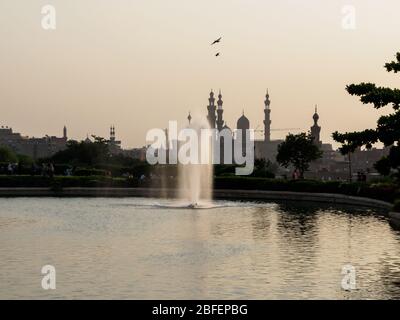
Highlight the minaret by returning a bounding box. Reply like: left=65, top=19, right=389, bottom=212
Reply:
left=237, top=110, right=250, bottom=157
left=110, top=125, right=115, bottom=142
left=164, top=128, right=169, bottom=163
left=63, top=125, right=67, bottom=139
left=310, top=105, right=321, bottom=145
left=216, top=90, right=224, bottom=131
left=207, top=90, right=216, bottom=129
left=263, top=90, right=271, bottom=142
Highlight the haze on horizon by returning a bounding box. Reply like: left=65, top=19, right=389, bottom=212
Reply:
left=1, top=0, right=399, bottom=149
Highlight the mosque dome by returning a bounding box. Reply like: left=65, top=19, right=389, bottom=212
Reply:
left=237, top=112, right=250, bottom=130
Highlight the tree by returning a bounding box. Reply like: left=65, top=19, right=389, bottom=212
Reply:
left=276, top=133, right=322, bottom=179
left=16, top=154, right=33, bottom=166
left=332, top=52, right=400, bottom=182
left=251, top=158, right=277, bottom=178
left=50, top=138, right=111, bottom=166
left=48, top=137, right=146, bottom=173
left=0, top=146, right=18, bottom=163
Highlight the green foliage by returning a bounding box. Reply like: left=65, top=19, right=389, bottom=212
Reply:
left=214, top=177, right=398, bottom=203
left=46, top=138, right=151, bottom=178
left=0, top=146, right=18, bottom=163
left=0, top=175, right=397, bottom=204
left=333, top=52, right=400, bottom=181
left=50, top=139, right=110, bottom=166
left=251, top=159, right=277, bottom=178
left=346, top=83, right=400, bottom=109
left=74, top=168, right=110, bottom=176
left=374, top=156, right=392, bottom=176
left=393, top=199, right=400, bottom=212
left=0, top=175, right=138, bottom=188
left=385, top=52, right=400, bottom=73
left=214, top=161, right=277, bottom=178
left=214, top=164, right=236, bottom=176
left=276, top=133, right=323, bottom=178
left=332, top=129, right=378, bottom=153
left=16, top=154, right=33, bottom=165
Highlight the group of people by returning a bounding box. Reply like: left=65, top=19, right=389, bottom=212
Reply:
left=291, top=168, right=302, bottom=180
left=0, top=163, right=20, bottom=175
left=0, top=162, right=57, bottom=177
left=38, top=163, right=55, bottom=178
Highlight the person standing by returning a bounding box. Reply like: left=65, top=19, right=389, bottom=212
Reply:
left=49, top=163, right=55, bottom=178
left=7, top=163, right=13, bottom=175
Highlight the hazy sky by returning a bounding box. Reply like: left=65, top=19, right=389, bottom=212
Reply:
left=1, top=0, right=399, bottom=148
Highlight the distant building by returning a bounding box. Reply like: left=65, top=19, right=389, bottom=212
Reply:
left=107, top=125, right=122, bottom=155
left=254, top=91, right=283, bottom=162
left=310, top=105, right=321, bottom=146
left=0, top=125, right=67, bottom=160
left=237, top=111, right=250, bottom=156
left=204, top=89, right=388, bottom=180
left=123, top=147, right=147, bottom=161
left=205, top=89, right=283, bottom=163
left=104, top=125, right=147, bottom=160
left=352, top=147, right=390, bottom=173
left=305, top=109, right=389, bottom=181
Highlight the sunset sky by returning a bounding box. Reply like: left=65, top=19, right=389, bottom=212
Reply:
left=1, top=0, right=399, bottom=148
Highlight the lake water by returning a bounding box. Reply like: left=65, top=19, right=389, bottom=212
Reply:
left=1, top=197, right=400, bottom=299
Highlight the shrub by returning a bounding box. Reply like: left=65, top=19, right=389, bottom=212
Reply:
left=0, top=174, right=397, bottom=203
left=214, top=176, right=397, bottom=203
left=74, top=168, right=109, bottom=177
left=0, top=146, right=18, bottom=163
left=0, top=175, right=138, bottom=188
left=393, top=200, right=400, bottom=212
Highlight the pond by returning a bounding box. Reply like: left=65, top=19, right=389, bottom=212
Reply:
left=0, top=197, right=399, bottom=299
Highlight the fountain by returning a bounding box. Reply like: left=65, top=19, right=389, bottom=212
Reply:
left=150, top=112, right=214, bottom=209
left=177, top=162, right=213, bottom=208
left=176, top=114, right=214, bottom=208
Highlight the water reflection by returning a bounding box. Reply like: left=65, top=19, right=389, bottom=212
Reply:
left=250, top=207, right=272, bottom=239
left=0, top=197, right=399, bottom=299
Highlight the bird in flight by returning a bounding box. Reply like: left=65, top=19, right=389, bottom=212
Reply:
left=215, top=53, right=220, bottom=57
left=211, top=37, right=222, bottom=45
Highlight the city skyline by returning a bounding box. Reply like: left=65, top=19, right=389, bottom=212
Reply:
left=0, top=87, right=390, bottom=150
left=1, top=0, right=399, bottom=148
left=0, top=92, right=329, bottom=144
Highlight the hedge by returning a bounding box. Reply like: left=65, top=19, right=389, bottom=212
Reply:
left=214, top=177, right=398, bottom=203
left=0, top=175, right=398, bottom=204
left=0, top=175, right=138, bottom=188
left=393, top=199, right=400, bottom=212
